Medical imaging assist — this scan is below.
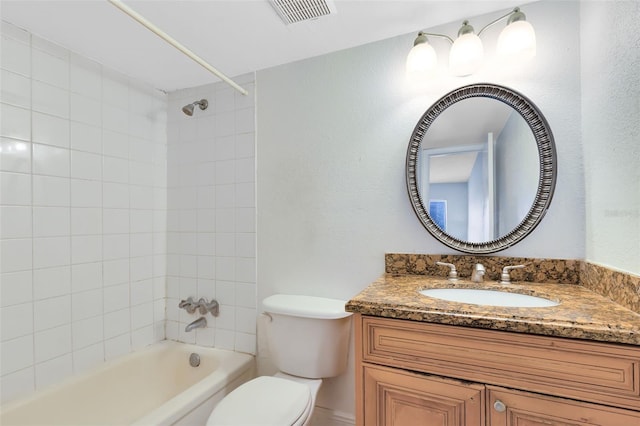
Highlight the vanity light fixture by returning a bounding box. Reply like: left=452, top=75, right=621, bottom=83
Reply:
left=407, top=7, right=536, bottom=77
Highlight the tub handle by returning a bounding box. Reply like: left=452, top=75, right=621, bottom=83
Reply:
left=180, top=297, right=219, bottom=316
left=197, top=298, right=220, bottom=316
left=178, top=297, right=198, bottom=314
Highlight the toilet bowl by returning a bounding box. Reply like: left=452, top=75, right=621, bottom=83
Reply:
left=206, top=294, right=352, bottom=426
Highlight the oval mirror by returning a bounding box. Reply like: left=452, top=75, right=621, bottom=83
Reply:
left=406, top=83, right=557, bottom=254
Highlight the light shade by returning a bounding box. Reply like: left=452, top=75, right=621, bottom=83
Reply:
left=497, top=20, right=536, bottom=62
left=406, top=39, right=438, bottom=74
left=449, top=32, right=484, bottom=76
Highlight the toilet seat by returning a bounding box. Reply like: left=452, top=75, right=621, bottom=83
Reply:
left=206, top=376, right=312, bottom=426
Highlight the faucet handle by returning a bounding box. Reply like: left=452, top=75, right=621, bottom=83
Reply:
left=179, top=297, right=197, bottom=314
left=180, top=297, right=220, bottom=316
left=436, top=261, right=458, bottom=281
left=197, top=298, right=220, bottom=316
left=197, top=298, right=208, bottom=315
left=500, top=264, right=526, bottom=284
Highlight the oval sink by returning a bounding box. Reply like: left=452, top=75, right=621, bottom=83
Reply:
left=419, top=288, right=559, bottom=308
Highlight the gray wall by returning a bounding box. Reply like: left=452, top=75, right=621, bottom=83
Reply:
left=581, top=1, right=640, bottom=274
left=257, top=0, right=585, bottom=418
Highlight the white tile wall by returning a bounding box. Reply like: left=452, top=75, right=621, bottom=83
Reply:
left=1, top=20, right=255, bottom=406
left=166, top=77, right=256, bottom=354
left=0, top=22, right=167, bottom=403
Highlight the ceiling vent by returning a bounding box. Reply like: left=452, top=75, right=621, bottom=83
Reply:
left=269, top=0, right=337, bottom=25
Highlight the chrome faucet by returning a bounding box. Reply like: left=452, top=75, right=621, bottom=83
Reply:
left=185, top=317, right=207, bottom=332
left=179, top=297, right=219, bottom=317
left=471, top=263, right=485, bottom=283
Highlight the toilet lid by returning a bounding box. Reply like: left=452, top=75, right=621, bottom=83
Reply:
left=207, top=376, right=311, bottom=426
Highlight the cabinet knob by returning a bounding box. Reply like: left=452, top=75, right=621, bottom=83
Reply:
left=493, top=400, right=506, bottom=413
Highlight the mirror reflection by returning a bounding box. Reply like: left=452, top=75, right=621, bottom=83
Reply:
left=406, top=83, right=557, bottom=254
left=417, top=98, right=539, bottom=243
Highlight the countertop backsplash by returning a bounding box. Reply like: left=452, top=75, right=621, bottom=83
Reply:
left=580, top=261, right=640, bottom=314
left=385, top=253, right=639, bottom=314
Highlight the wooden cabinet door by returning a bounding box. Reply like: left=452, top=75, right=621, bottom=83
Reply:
left=487, top=386, right=640, bottom=426
left=362, top=364, right=484, bottom=426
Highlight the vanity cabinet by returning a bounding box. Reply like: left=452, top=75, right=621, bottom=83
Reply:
left=354, top=314, right=640, bottom=426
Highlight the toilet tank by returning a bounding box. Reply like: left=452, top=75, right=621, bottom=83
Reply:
left=262, top=294, right=352, bottom=379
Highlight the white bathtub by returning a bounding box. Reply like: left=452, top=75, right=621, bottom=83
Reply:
left=0, top=340, right=255, bottom=426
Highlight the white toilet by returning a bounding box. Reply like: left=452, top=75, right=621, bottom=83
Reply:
left=206, top=294, right=352, bottom=426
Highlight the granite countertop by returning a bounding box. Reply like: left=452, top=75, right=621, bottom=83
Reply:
left=345, top=274, right=640, bottom=345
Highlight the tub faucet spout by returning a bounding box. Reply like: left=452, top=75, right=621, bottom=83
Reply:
left=185, top=317, right=207, bottom=332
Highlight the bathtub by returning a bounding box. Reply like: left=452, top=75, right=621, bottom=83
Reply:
left=0, top=340, right=255, bottom=426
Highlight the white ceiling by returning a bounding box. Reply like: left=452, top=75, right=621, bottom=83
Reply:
left=1, top=0, right=522, bottom=92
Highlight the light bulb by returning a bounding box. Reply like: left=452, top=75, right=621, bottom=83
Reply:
left=497, top=20, right=536, bottom=62
left=406, top=36, right=438, bottom=74
left=449, top=32, right=484, bottom=76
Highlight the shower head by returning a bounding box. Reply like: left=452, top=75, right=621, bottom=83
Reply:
left=182, top=104, right=195, bottom=116
left=182, top=99, right=208, bottom=116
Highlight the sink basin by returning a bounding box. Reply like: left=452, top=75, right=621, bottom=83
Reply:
left=419, top=288, right=559, bottom=308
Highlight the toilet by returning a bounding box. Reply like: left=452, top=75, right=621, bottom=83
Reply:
left=206, top=294, right=352, bottom=426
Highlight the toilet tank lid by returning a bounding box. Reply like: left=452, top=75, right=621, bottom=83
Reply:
left=263, top=294, right=352, bottom=319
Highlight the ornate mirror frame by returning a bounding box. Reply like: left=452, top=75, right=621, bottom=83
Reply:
left=406, top=83, right=557, bottom=254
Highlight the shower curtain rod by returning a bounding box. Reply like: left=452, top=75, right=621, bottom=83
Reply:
left=107, top=0, right=248, bottom=96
